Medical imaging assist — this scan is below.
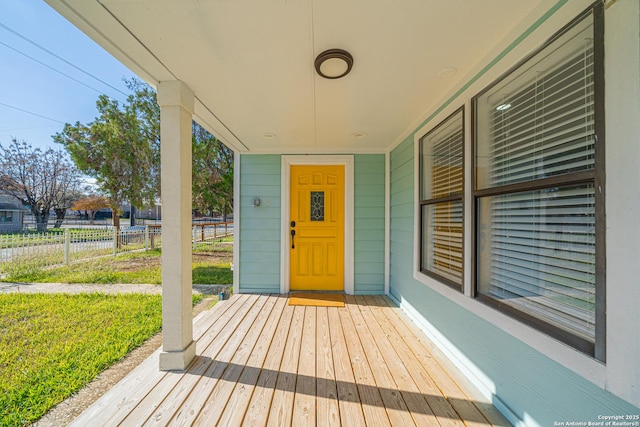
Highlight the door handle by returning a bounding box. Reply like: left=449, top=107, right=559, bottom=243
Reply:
left=290, top=229, right=296, bottom=249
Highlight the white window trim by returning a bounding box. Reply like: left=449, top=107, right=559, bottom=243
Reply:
left=411, top=104, right=606, bottom=391
left=232, top=153, right=240, bottom=295
left=391, top=0, right=640, bottom=409
left=280, top=155, right=354, bottom=295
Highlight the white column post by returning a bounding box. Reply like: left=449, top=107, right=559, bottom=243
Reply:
left=157, top=80, right=195, bottom=371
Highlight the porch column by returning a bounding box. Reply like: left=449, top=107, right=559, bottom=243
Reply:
left=157, top=80, right=195, bottom=371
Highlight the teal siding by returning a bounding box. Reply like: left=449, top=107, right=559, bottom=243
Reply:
left=389, top=136, right=415, bottom=297
left=238, top=154, right=281, bottom=293
left=354, top=154, right=385, bottom=294
left=238, top=154, right=385, bottom=295
left=388, top=138, right=639, bottom=425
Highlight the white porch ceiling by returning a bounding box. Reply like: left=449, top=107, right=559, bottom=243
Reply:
left=46, top=0, right=546, bottom=153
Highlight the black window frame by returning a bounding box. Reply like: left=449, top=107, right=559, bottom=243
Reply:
left=419, top=106, right=465, bottom=291
left=471, top=2, right=605, bottom=361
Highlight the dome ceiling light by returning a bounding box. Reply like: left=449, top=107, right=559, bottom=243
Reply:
left=314, top=49, right=354, bottom=79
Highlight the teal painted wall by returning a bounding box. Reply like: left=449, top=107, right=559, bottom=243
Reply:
left=388, top=136, right=639, bottom=425
left=354, top=154, right=385, bottom=294
left=238, top=155, right=281, bottom=293
left=238, top=154, right=385, bottom=294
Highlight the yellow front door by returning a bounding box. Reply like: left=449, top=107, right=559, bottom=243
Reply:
left=290, top=165, right=344, bottom=291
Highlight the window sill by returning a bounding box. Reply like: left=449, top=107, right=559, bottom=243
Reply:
left=410, top=270, right=606, bottom=389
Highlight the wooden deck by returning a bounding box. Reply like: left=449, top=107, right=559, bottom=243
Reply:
left=70, top=294, right=510, bottom=426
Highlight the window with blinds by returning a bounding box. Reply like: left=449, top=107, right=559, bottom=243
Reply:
left=420, top=108, right=464, bottom=289
left=474, top=6, right=604, bottom=359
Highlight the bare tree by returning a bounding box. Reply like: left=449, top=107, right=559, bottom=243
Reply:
left=52, top=166, right=85, bottom=228
left=0, top=139, right=83, bottom=232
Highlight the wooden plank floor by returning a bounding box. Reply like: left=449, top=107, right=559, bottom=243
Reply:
left=70, top=294, right=511, bottom=427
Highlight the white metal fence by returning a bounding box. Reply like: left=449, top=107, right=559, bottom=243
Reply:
left=0, top=222, right=233, bottom=275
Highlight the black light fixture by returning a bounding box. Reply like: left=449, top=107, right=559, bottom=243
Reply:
left=314, top=49, right=353, bottom=79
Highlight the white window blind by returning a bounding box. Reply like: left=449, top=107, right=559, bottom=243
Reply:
left=420, top=109, right=463, bottom=287
left=421, top=116, right=463, bottom=199
left=478, top=185, right=596, bottom=342
left=476, top=16, right=595, bottom=189
left=475, top=10, right=600, bottom=352
left=423, top=201, right=463, bottom=283
left=486, top=50, right=594, bottom=186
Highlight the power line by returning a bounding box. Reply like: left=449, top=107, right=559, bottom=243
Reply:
left=0, top=101, right=66, bottom=124
left=0, top=40, right=109, bottom=96
left=0, top=21, right=128, bottom=97
left=0, top=124, right=58, bottom=132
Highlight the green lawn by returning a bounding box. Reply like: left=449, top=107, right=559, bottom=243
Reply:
left=0, top=293, right=202, bottom=426
left=0, top=245, right=226, bottom=425
left=1, top=249, right=232, bottom=285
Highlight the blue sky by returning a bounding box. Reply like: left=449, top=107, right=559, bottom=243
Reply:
left=0, top=0, right=137, bottom=151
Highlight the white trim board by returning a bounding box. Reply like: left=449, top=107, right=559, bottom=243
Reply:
left=280, top=155, right=355, bottom=295
left=232, top=153, right=240, bottom=294
left=386, top=292, right=529, bottom=427
left=411, top=109, right=605, bottom=389
left=405, top=0, right=614, bottom=396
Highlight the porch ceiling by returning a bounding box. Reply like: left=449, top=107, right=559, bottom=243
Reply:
left=46, top=0, right=545, bottom=154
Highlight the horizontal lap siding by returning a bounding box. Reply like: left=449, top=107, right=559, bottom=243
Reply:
left=389, top=138, right=415, bottom=290
left=389, top=59, right=639, bottom=427
left=354, top=155, right=385, bottom=294
left=239, top=155, right=281, bottom=293
left=239, top=154, right=385, bottom=294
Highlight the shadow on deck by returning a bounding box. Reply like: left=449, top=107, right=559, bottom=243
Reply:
left=70, top=294, right=510, bottom=426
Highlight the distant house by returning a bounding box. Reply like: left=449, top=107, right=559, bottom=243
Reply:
left=119, top=201, right=162, bottom=221
left=0, top=194, right=28, bottom=233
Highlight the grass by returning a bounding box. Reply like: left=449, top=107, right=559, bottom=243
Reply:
left=0, top=292, right=203, bottom=427
left=194, top=235, right=234, bottom=253
left=1, top=248, right=233, bottom=285
left=0, top=243, right=224, bottom=425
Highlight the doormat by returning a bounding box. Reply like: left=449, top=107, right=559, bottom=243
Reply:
left=288, top=293, right=345, bottom=307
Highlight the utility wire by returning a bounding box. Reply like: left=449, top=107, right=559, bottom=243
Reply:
left=0, top=124, right=58, bottom=131
left=0, top=21, right=128, bottom=97
left=0, top=40, right=109, bottom=96
left=0, top=101, right=66, bottom=124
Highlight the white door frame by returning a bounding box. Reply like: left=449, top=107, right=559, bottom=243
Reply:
left=281, top=155, right=354, bottom=294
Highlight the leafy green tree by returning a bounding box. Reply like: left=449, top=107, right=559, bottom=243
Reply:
left=0, top=139, right=82, bottom=232
left=53, top=79, right=160, bottom=229
left=55, top=78, right=232, bottom=227
left=125, top=78, right=161, bottom=196
left=192, top=123, right=234, bottom=220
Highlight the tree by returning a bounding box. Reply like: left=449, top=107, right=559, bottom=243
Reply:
left=0, top=139, right=83, bottom=232
left=53, top=78, right=160, bottom=229
left=124, top=78, right=161, bottom=196
left=51, top=166, right=85, bottom=228
left=72, top=195, right=109, bottom=224
left=55, top=78, right=233, bottom=227
left=192, top=123, right=234, bottom=220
